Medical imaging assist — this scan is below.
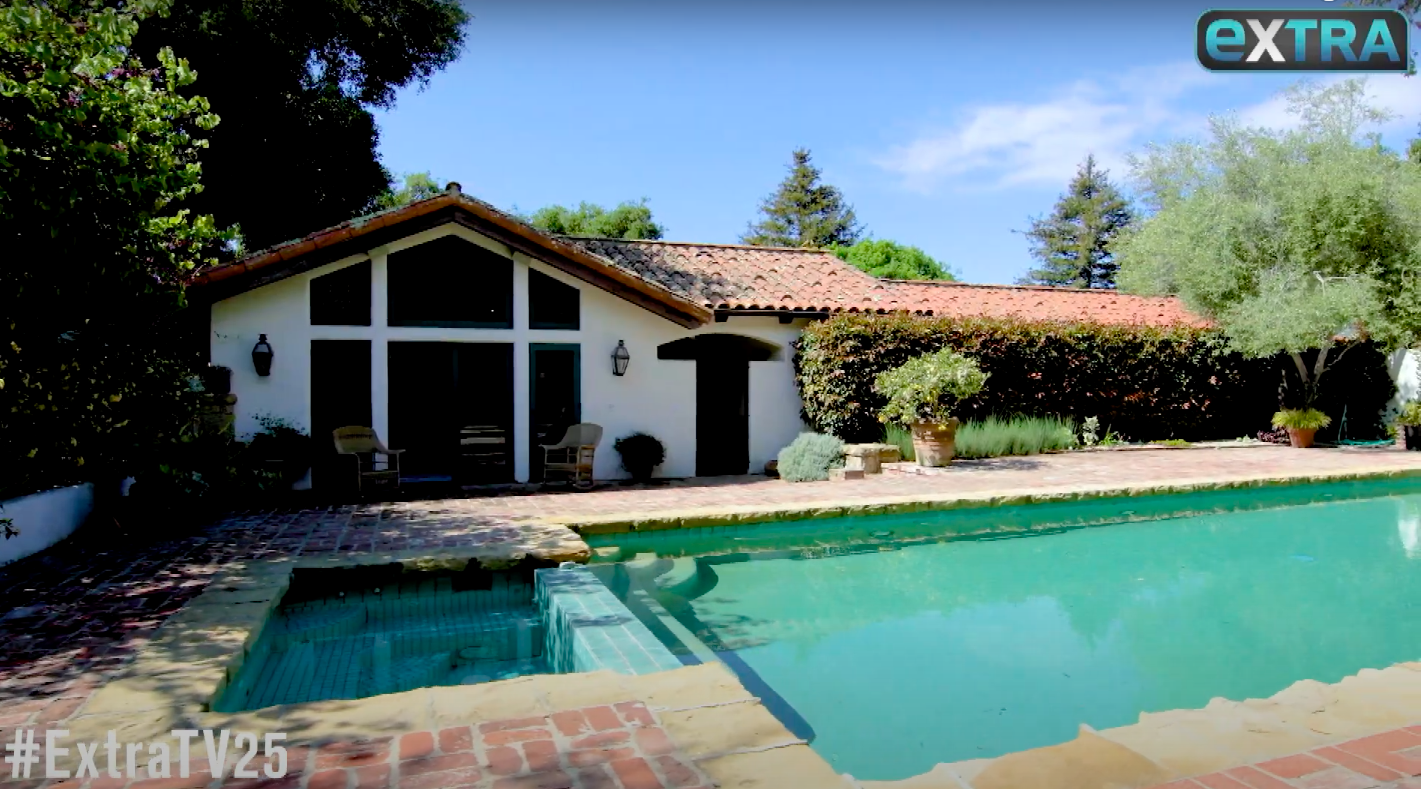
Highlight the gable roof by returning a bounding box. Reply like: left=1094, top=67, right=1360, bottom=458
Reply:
left=188, top=186, right=1205, bottom=329
left=566, top=238, right=1208, bottom=327
left=187, top=186, right=714, bottom=328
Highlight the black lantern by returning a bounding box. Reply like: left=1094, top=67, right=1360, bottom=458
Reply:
left=251, top=334, right=274, bottom=377
left=611, top=340, right=630, bottom=377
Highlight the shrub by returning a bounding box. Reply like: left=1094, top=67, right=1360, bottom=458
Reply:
left=885, top=424, right=915, bottom=462
left=1272, top=409, right=1332, bottom=431
left=1397, top=402, right=1421, bottom=427
left=777, top=432, right=845, bottom=482
left=613, top=432, right=665, bottom=480
left=874, top=348, right=988, bottom=426
left=793, top=313, right=1394, bottom=443
left=954, top=416, right=1078, bottom=459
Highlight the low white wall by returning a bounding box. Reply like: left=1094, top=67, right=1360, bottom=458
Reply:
left=0, top=483, right=94, bottom=567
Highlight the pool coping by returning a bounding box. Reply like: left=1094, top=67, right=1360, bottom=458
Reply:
left=557, top=465, right=1421, bottom=536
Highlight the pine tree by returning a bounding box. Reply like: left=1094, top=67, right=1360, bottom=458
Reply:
left=1018, top=155, right=1134, bottom=289
left=742, top=149, right=862, bottom=248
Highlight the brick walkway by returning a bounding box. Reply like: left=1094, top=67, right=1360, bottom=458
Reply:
left=0, top=702, right=706, bottom=789
left=1151, top=725, right=1421, bottom=789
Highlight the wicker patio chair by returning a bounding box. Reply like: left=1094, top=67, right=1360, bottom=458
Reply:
left=540, top=423, right=602, bottom=489
left=333, top=426, right=404, bottom=492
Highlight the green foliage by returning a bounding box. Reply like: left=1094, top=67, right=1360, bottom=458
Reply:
left=954, top=416, right=1078, bottom=459
left=1152, top=438, right=1193, bottom=447
left=526, top=200, right=665, bottom=240
left=874, top=349, right=988, bottom=426
left=613, top=432, right=666, bottom=477
left=127, top=0, right=469, bottom=250
left=832, top=239, right=956, bottom=280
left=1115, top=80, right=1421, bottom=409
left=776, top=433, right=845, bottom=483
left=1, top=0, right=230, bottom=498
left=885, top=424, right=915, bottom=462
left=1272, top=409, right=1332, bottom=430
left=1398, top=402, right=1421, bottom=427
left=795, top=313, right=1396, bottom=445
left=377, top=172, right=446, bottom=209
left=128, top=415, right=309, bottom=513
left=1019, top=155, right=1134, bottom=289
left=247, top=415, right=315, bottom=487
left=743, top=149, right=861, bottom=248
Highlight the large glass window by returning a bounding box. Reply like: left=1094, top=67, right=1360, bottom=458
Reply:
left=387, top=236, right=513, bottom=328
left=310, top=260, right=371, bottom=326
left=528, top=269, right=580, bottom=330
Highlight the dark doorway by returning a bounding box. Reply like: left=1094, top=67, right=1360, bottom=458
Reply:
left=658, top=335, right=779, bottom=478
left=529, top=344, right=581, bottom=482
left=310, top=340, right=372, bottom=491
left=696, top=355, right=750, bottom=476
left=388, top=342, right=513, bottom=484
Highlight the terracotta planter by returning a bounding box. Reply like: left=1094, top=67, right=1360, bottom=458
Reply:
left=1287, top=427, right=1318, bottom=448
left=911, top=418, right=960, bottom=467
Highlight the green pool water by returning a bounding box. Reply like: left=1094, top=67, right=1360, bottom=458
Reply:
left=596, top=480, right=1421, bottom=781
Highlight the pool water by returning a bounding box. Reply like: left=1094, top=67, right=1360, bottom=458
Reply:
left=599, top=483, right=1421, bottom=780
left=215, top=569, right=550, bottom=712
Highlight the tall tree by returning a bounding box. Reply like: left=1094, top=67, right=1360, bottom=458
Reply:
left=525, top=200, right=665, bottom=240
left=377, top=172, right=447, bottom=209
left=128, top=0, right=469, bottom=252
left=833, top=239, right=957, bottom=280
left=1, top=0, right=228, bottom=492
left=1115, top=80, right=1421, bottom=411
left=1018, top=155, right=1134, bottom=289
left=743, top=149, right=861, bottom=248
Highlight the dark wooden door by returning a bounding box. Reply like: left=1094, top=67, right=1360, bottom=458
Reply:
left=310, top=340, right=372, bottom=491
left=696, top=356, right=749, bottom=476
left=453, top=344, right=513, bottom=485
left=530, top=345, right=581, bottom=482
left=388, top=342, right=457, bottom=480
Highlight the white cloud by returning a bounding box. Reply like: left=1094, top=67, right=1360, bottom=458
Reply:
left=875, top=65, right=1421, bottom=193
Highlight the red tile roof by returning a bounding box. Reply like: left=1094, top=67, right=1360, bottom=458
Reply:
left=188, top=188, right=1205, bottom=328
left=567, top=238, right=1209, bottom=327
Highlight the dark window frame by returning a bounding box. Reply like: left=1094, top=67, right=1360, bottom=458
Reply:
left=528, top=268, right=581, bottom=331
left=387, top=236, right=514, bottom=329
left=310, top=260, right=372, bottom=327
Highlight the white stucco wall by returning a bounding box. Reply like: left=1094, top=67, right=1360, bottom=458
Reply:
left=209, top=223, right=810, bottom=484
left=1388, top=348, right=1421, bottom=419
left=0, top=483, right=94, bottom=567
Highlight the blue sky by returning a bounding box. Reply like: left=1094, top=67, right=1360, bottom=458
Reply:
left=374, top=1, right=1420, bottom=284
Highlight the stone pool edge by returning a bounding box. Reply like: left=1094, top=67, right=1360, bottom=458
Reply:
left=558, top=465, right=1421, bottom=536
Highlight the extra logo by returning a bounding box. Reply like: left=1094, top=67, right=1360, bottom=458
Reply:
left=1197, top=8, right=1411, bottom=72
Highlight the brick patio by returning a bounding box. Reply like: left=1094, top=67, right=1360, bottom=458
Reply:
left=4, top=445, right=1421, bottom=788
left=1147, top=725, right=1421, bottom=789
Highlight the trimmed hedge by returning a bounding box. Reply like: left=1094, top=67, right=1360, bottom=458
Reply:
left=793, top=313, right=1393, bottom=444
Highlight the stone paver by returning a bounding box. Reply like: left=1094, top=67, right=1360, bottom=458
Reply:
left=445, top=445, right=1421, bottom=528
left=1138, top=724, right=1421, bottom=789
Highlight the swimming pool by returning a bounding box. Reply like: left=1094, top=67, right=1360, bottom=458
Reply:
left=592, top=478, right=1421, bottom=781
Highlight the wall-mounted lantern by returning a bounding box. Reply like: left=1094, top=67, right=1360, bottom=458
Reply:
left=612, top=340, right=630, bottom=377
left=251, top=334, right=274, bottom=377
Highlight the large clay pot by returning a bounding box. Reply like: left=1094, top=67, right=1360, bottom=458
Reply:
left=1287, top=427, right=1317, bottom=448
left=911, top=419, right=960, bottom=467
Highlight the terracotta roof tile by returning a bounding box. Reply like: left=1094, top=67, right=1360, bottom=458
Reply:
left=564, top=238, right=1207, bottom=327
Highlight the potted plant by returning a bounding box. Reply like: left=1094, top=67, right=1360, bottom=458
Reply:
left=1397, top=402, right=1421, bottom=450
left=874, top=348, right=988, bottom=467
left=1271, top=409, right=1331, bottom=449
left=614, top=432, right=665, bottom=482
left=246, top=415, right=314, bottom=488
